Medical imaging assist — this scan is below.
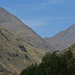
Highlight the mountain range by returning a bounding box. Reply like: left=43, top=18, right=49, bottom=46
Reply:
left=0, top=7, right=56, bottom=75
left=0, top=7, right=55, bottom=52
left=44, top=24, right=75, bottom=50
left=0, top=7, right=75, bottom=75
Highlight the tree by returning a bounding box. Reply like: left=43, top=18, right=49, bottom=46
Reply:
left=20, top=50, right=73, bottom=75
left=20, top=64, right=38, bottom=75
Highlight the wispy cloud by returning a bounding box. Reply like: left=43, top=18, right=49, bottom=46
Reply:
left=45, top=16, right=75, bottom=20
left=22, top=19, right=48, bottom=27
left=41, top=0, right=64, bottom=5
left=17, top=0, right=64, bottom=7
left=15, top=0, right=64, bottom=11
left=22, top=16, right=75, bottom=27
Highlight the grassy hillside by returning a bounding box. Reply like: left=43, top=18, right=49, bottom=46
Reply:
left=0, top=27, right=46, bottom=75
left=0, top=7, right=55, bottom=52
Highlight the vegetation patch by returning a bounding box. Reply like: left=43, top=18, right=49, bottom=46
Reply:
left=20, top=49, right=75, bottom=75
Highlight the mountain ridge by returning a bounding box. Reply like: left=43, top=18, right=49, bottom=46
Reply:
left=44, top=24, right=75, bottom=50
left=0, top=7, right=55, bottom=52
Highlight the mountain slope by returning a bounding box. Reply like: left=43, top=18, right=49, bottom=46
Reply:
left=45, top=24, right=75, bottom=50
left=63, top=44, right=75, bottom=56
left=0, top=27, right=46, bottom=75
left=0, top=7, right=55, bottom=52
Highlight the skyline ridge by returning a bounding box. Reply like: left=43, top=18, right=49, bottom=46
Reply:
left=0, top=0, right=75, bottom=37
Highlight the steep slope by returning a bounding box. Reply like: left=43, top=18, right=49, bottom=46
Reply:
left=45, top=24, right=75, bottom=50
left=63, top=44, right=75, bottom=56
left=0, top=7, right=55, bottom=52
left=0, top=27, right=46, bottom=75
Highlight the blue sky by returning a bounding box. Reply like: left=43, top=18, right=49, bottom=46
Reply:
left=0, top=0, right=75, bottom=38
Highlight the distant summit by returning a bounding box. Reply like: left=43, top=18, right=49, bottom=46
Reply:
left=44, top=24, right=75, bottom=50
left=0, top=7, right=55, bottom=52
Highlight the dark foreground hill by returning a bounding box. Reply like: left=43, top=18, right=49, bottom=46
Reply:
left=0, top=7, right=55, bottom=52
left=45, top=24, right=75, bottom=50
left=20, top=44, right=75, bottom=75
left=63, top=43, right=75, bottom=56
left=0, top=27, right=46, bottom=75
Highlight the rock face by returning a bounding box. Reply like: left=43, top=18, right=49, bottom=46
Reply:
left=0, top=7, right=55, bottom=52
left=0, top=27, right=46, bottom=75
left=44, top=24, right=75, bottom=51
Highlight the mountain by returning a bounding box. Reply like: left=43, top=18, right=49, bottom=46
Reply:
left=44, top=24, right=75, bottom=50
left=0, top=7, right=55, bottom=52
left=0, top=27, right=46, bottom=75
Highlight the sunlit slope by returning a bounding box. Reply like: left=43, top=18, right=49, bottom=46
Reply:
left=0, top=7, right=55, bottom=52
left=0, top=27, right=46, bottom=75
